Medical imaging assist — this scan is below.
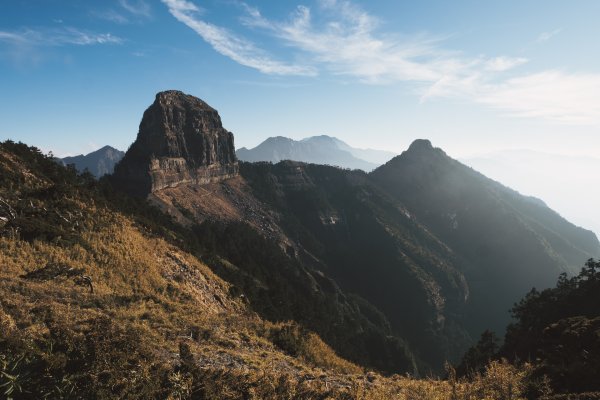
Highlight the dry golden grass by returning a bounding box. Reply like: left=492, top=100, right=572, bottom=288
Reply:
left=0, top=217, right=536, bottom=399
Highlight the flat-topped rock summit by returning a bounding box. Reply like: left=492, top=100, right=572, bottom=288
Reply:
left=112, top=90, right=238, bottom=196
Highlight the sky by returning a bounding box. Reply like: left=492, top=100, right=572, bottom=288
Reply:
left=1, top=0, right=599, bottom=234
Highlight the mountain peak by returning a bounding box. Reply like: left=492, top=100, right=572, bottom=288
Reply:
left=264, top=136, right=295, bottom=144
left=97, top=145, right=121, bottom=153
left=154, top=90, right=216, bottom=112
left=407, top=139, right=434, bottom=152
left=59, top=145, right=125, bottom=178
left=302, top=135, right=336, bottom=142
left=111, top=91, right=238, bottom=196
left=237, top=135, right=396, bottom=170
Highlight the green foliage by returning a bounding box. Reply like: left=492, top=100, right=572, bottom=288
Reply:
left=501, top=259, right=600, bottom=394
left=456, top=330, right=500, bottom=377
left=463, top=259, right=600, bottom=396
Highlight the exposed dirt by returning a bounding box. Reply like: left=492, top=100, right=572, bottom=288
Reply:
left=149, top=176, right=293, bottom=249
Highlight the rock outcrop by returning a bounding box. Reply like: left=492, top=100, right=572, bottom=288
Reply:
left=112, top=90, right=238, bottom=196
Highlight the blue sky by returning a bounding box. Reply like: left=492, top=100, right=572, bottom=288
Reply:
left=1, top=1, right=599, bottom=232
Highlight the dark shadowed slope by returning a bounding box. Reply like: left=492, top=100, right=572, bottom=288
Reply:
left=239, top=160, right=473, bottom=370
left=370, top=139, right=600, bottom=336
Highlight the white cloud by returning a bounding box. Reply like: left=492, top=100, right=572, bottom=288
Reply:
left=0, top=27, right=122, bottom=46
left=164, top=0, right=600, bottom=126
left=94, top=9, right=129, bottom=24
left=484, top=56, right=528, bottom=72
left=262, top=1, right=600, bottom=125
left=0, top=32, right=29, bottom=44
left=239, top=0, right=511, bottom=86
left=535, top=28, right=562, bottom=43
left=119, top=0, right=152, bottom=18
left=161, top=0, right=315, bottom=76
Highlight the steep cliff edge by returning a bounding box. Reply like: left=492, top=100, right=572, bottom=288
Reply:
left=112, top=90, right=238, bottom=196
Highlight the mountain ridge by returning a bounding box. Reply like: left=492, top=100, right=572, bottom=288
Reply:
left=59, top=145, right=124, bottom=177
left=236, top=135, right=396, bottom=172
left=105, top=91, right=600, bottom=374
left=371, top=140, right=600, bottom=335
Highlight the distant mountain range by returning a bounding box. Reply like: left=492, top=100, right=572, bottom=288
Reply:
left=236, top=135, right=396, bottom=171
left=59, top=145, right=124, bottom=178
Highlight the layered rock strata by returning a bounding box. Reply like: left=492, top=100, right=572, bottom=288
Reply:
left=112, top=90, right=238, bottom=196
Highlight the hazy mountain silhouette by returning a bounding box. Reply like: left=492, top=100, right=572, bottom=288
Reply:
left=60, top=145, right=124, bottom=178
left=236, top=135, right=396, bottom=171
left=371, top=140, right=600, bottom=336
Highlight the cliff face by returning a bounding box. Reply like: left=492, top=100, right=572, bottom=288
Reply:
left=112, top=90, right=238, bottom=196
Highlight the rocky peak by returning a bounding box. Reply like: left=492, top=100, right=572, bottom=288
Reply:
left=407, top=139, right=433, bottom=152
left=112, top=90, right=238, bottom=196
left=399, top=139, right=449, bottom=165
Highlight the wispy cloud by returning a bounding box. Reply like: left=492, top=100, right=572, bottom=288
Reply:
left=95, top=0, right=152, bottom=24
left=119, top=0, right=152, bottom=18
left=484, top=56, right=528, bottom=72
left=163, top=0, right=600, bottom=125
left=238, top=0, right=530, bottom=87
left=0, top=27, right=122, bottom=67
left=535, top=28, right=562, bottom=43
left=0, top=27, right=122, bottom=46
left=94, top=9, right=129, bottom=24
left=161, top=0, right=316, bottom=76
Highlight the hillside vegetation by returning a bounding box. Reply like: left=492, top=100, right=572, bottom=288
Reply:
left=3, top=141, right=599, bottom=399
left=456, top=259, right=600, bottom=398
left=503, top=259, right=600, bottom=394
left=0, top=141, right=542, bottom=399
left=0, top=141, right=361, bottom=398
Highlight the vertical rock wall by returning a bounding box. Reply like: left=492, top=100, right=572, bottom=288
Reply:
left=112, top=90, right=238, bottom=196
